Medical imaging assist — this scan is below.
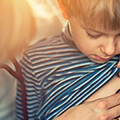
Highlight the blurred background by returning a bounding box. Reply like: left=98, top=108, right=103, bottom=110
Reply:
left=0, top=0, right=65, bottom=120
left=29, top=0, right=65, bottom=40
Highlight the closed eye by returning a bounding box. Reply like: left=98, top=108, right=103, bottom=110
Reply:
left=86, top=32, right=102, bottom=39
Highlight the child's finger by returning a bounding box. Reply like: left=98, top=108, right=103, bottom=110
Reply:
left=117, top=55, right=120, bottom=76
left=117, top=55, right=120, bottom=68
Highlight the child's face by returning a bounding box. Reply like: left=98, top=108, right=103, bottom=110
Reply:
left=69, top=17, right=120, bottom=63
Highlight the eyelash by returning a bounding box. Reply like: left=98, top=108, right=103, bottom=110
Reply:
left=86, top=32, right=102, bottom=39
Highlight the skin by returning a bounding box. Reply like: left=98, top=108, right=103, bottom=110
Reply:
left=54, top=16, right=120, bottom=120
left=55, top=78, right=120, bottom=120
left=55, top=94, right=120, bottom=120
left=69, top=17, right=120, bottom=64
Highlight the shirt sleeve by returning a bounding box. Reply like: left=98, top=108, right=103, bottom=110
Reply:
left=15, top=53, right=42, bottom=120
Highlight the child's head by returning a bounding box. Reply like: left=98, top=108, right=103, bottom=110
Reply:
left=0, top=0, right=37, bottom=64
left=58, top=0, right=120, bottom=63
left=58, top=0, right=120, bottom=30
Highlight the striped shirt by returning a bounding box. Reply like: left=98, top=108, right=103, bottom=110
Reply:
left=16, top=25, right=120, bottom=120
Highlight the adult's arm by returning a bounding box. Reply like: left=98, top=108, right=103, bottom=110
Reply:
left=54, top=93, right=120, bottom=120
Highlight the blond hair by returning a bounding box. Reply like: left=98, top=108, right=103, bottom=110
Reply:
left=59, top=0, right=120, bottom=30
left=0, top=0, right=37, bottom=62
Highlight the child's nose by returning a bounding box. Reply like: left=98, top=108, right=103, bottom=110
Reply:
left=101, top=38, right=116, bottom=56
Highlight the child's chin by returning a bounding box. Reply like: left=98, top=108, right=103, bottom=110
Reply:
left=89, top=58, right=107, bottom=64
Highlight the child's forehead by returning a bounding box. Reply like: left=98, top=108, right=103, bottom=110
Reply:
left=83, top=25, right=120, bottom=34
left=78, top=19, right=120, bottom=33
left=78, top=17, right=120, bottom=32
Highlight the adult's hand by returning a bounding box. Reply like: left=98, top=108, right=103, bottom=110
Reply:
left=54, top=93, right=120, bottom=120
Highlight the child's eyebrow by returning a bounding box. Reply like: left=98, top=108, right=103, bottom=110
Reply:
left=87, top=29, right=104, bottom=34
left=81, top=25, right=104, bottom=34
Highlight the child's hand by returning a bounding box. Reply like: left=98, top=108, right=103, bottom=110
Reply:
left=117, top=57, right=120, bottom=76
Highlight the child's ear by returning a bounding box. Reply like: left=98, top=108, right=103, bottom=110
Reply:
left=57, top=0, right=68, bottom=20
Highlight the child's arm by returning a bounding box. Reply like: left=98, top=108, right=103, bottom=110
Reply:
left=54, top=93, right=120, bottom=120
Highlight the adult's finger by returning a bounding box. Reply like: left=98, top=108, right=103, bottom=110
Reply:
left=106, top=104, right=120, bottom=119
